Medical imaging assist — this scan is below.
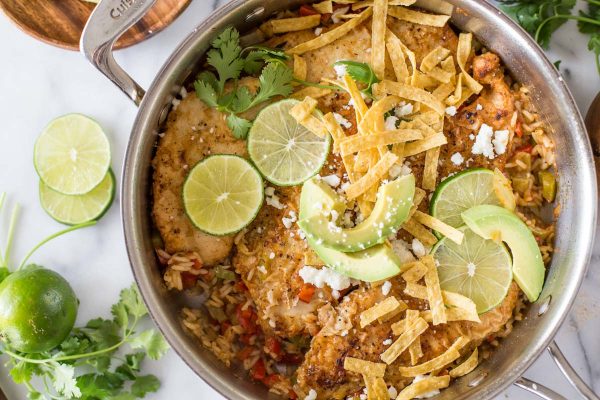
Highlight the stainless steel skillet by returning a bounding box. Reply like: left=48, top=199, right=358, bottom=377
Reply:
left=80, top=0, right=598, bottom=398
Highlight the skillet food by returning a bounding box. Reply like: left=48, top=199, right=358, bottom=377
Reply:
left=151, top=1, right=557, bottom=398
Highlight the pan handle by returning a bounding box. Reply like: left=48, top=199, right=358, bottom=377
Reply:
left=513, top=341, right=600, bottom=400
left=80, top=0, right=157, bottom=106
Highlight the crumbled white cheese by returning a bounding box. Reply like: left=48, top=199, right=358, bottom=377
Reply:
left=493, top=130, right=510, bottom=155
left=381, top=281, right=392, bottom=296
left=269, top=252, right=276, bottom=259
left=334, top=64, right=347, bottom=79
left=265, top=186, right=275, bottom=196
left=314, top=27, right=323, bottom=36
left=322, top=174, right=341, bottom=187
left=359, top=394, right=367, bottom=400
left=395, top=103, right=413, bottom=117
left=342, top=211, right=355, bottom=228
left=450, top=152, right=464, bottom=166
left=282, top=210, right=298, bottom=229
left=445, top=106, right=457, bottom=116
left=389, top=163, right=412, bottom=178
left=333, top=112, right=352, bottom=129
left=332, top=290, right=341, bottom=299
left=257, top=265, right=267, bottom=274
left=331, top=6, right=349, bottom=23
left=476, top=103, right=483, bottom=111
left=469, top=134, right=475, bottom=140
left=413, top=375, right=441, bottom=398
left=179, top=87, right=188, bottom=98
left=388, top=386, right=398, bottom=399
left=471, top=123, right=495, bottom=159
left=305, top=389, right=317, bottom=400
left=299, top=265, right=352, bottom=291
left=384, top=116, right=399, bottom=131
left=330, top=209, right=340, bottom=223
left=412, top=238, right=426, bottom=258
left=383, top=338, right=393, bottom=346
left=390, top=239, right=416, bottom=263
left=266, top=192, right=285, bottom=209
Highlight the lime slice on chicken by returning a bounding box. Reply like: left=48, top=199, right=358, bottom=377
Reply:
left=247, top=99, right=331, bottom=186
left=432, top=226, right=513, bottom=314
left=183, top=155, right=264, bottom=236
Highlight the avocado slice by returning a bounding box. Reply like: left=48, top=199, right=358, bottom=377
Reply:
left=298, top=175, right=415, bottom=252
left=461, top=204, right=545, bottom=302
left=298, top=178, right=403, bottom=282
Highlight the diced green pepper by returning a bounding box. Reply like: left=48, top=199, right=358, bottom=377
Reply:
left=511, top=175, right=530, bottom=194
left=538, top=171, right=557, bottom=202
left=215, top=266, right=236, bottom=281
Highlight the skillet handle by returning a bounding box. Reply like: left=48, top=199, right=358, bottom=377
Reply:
left=513, top=341, right=600, bottom=400
left=80, top=0, right=157, bottom=106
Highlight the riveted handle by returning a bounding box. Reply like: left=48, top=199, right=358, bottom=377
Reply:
left=513, top=341, right=600, bottom=400
left=80, top=0, right=157, bottom=105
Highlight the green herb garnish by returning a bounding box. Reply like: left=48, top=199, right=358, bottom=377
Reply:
left=333, top=60, right=380, bottom=95
left=497, top=0, right=600, bottom=75
left=194, top=28, right=294, bottom=139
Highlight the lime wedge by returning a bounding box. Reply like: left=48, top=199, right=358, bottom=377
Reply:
left=183, top=155, right=264, bottom=236
left=247, top=99, right=331, bottom=186
left=34, top=114, right=111, bottom=195
left=39, top=170, right=115, bottom=225
left=433, top=226, right=513, bottom=314
left=430, top=168, right=501, bottom=229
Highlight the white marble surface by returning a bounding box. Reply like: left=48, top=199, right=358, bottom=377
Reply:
left=0, top=0, right=598, bottom=399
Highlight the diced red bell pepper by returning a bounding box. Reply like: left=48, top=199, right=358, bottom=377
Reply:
left=281, top=352, right=303, bottom=364
left=220, top=321, right=232, bottom=335
left=250, top=359, right=267, bottom=381
left=262, top=374, right=282, bottom=387
left=181, top=272, right=198, bottom=289
left=237, top=346, right=254, bottom=361
left=516, top=144, right=533, bottom=153
left=234, top=280, right=248, bottom=292
left=298, top=283, right=316, bottom=303
left=265, top=336, right=282, bottom=360
left=515, top=120, right=523, bottom=138
left=299, top=4, right=318, bottom=15
left=236, top=304, right=259, bottom=334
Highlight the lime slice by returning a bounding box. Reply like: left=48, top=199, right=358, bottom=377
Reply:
left=39, top=170, right=115, bottom=225
left=34, top=114, right=111, bottom=195
left=247, top=99, right=331, bottom=186
left=432, top=227, right=513, bottom=313
left=183, top=155, right=264, bottom=236
left=430, top=168, right=501, bottom=229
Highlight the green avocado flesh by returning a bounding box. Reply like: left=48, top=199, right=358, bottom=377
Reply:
left=461, top=204, right=545, bottom=302
left=298, top=178, right=404, bottom=282
left=299, top=175, right=415, bottom=252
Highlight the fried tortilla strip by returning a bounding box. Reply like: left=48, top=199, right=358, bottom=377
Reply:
left=395, top=375, right=451, bottom=400
left=450, top=348, right=479, bottom=378
left=323, top=112, right=345, bottom=153
left=423, top=255, right=447, bottom=325
left=409, top=335, right=423, bottom=365
left=313, top=0, right=333, bottom=13
left=352, top=0, right=415, bottom=10
left=402, top=218, right=438, bottom=247
left=360, top=296, right=404, bottom=328
left=403, top=132, right=447, bottom=158
left=371, top=0, right=389, bottom=80
left=432, top=82, right=455, bottom=101
left=293, top=55, right=308, bottom=81
left=344, top=74, right=369, bottom=121
left=291, top=86, right=332, bottom=100
left=456, top=33, right=483, bottom=94
left=413, top=210, right=464, bottom=245
left=288, top=8, right=373, bottom=54
left=374, top=80, right=445, bottom=115
left=402, top=261, right=428, bottom=282
left=381, top=317, right=428, bottom=364
left=345, top=152, right=398, bottom=200
left=289, top=96, right=328, bottom=138
left=364, top=375, right=390, bottom=400
left=270, top=15, right=321, bottom=34
left=388, top=6, right=450, bottom=27
left=386, top=29, right=417, bottom=85
left=421, top=46, right=451, bottom=72
left=339, top=129, right=422, bottom=155
left=422, top=146, right=441, bottom=190
left=399, top=337, right=469, bottom=376
left=344, top=357, right=387, bottom=377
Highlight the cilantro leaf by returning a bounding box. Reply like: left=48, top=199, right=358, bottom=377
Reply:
left=194, top=80, right=219, bottom=108
left=588, top=33, right=600, bottom=74
left=227, top=114, right=253, bottom=139
left=333, top=60, right=380, bottom=94
left=497, top=0, right=576, bottom=48
left=129, top=330, right=170, bottom=360
left=9, top=360, right=40, bottom=384
left=230, top=86, right=254, bottom=113
left=51, top=362, right=82, bottom=398
left=131, top=375, right=160, bottom=397
left=251, top=63, right=294, bottom=106
left=206, top=27, right=245, bottom=93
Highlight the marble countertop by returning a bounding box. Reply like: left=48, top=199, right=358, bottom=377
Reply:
left=0, top=0, right=598, bottom=399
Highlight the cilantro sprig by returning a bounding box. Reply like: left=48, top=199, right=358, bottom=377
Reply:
left=498, top=0, right=600, bottom=75
left=194, top=28, right=294, bottom=139
left=2, top=284, right=168, bottom=400
left=332, top=60, right=380, bottom=95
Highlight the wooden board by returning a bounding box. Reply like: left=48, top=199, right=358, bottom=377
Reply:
left=0, top=0, right=191, bottom=51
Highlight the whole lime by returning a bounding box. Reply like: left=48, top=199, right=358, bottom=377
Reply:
left=0, top=265, right=78, bottom=353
